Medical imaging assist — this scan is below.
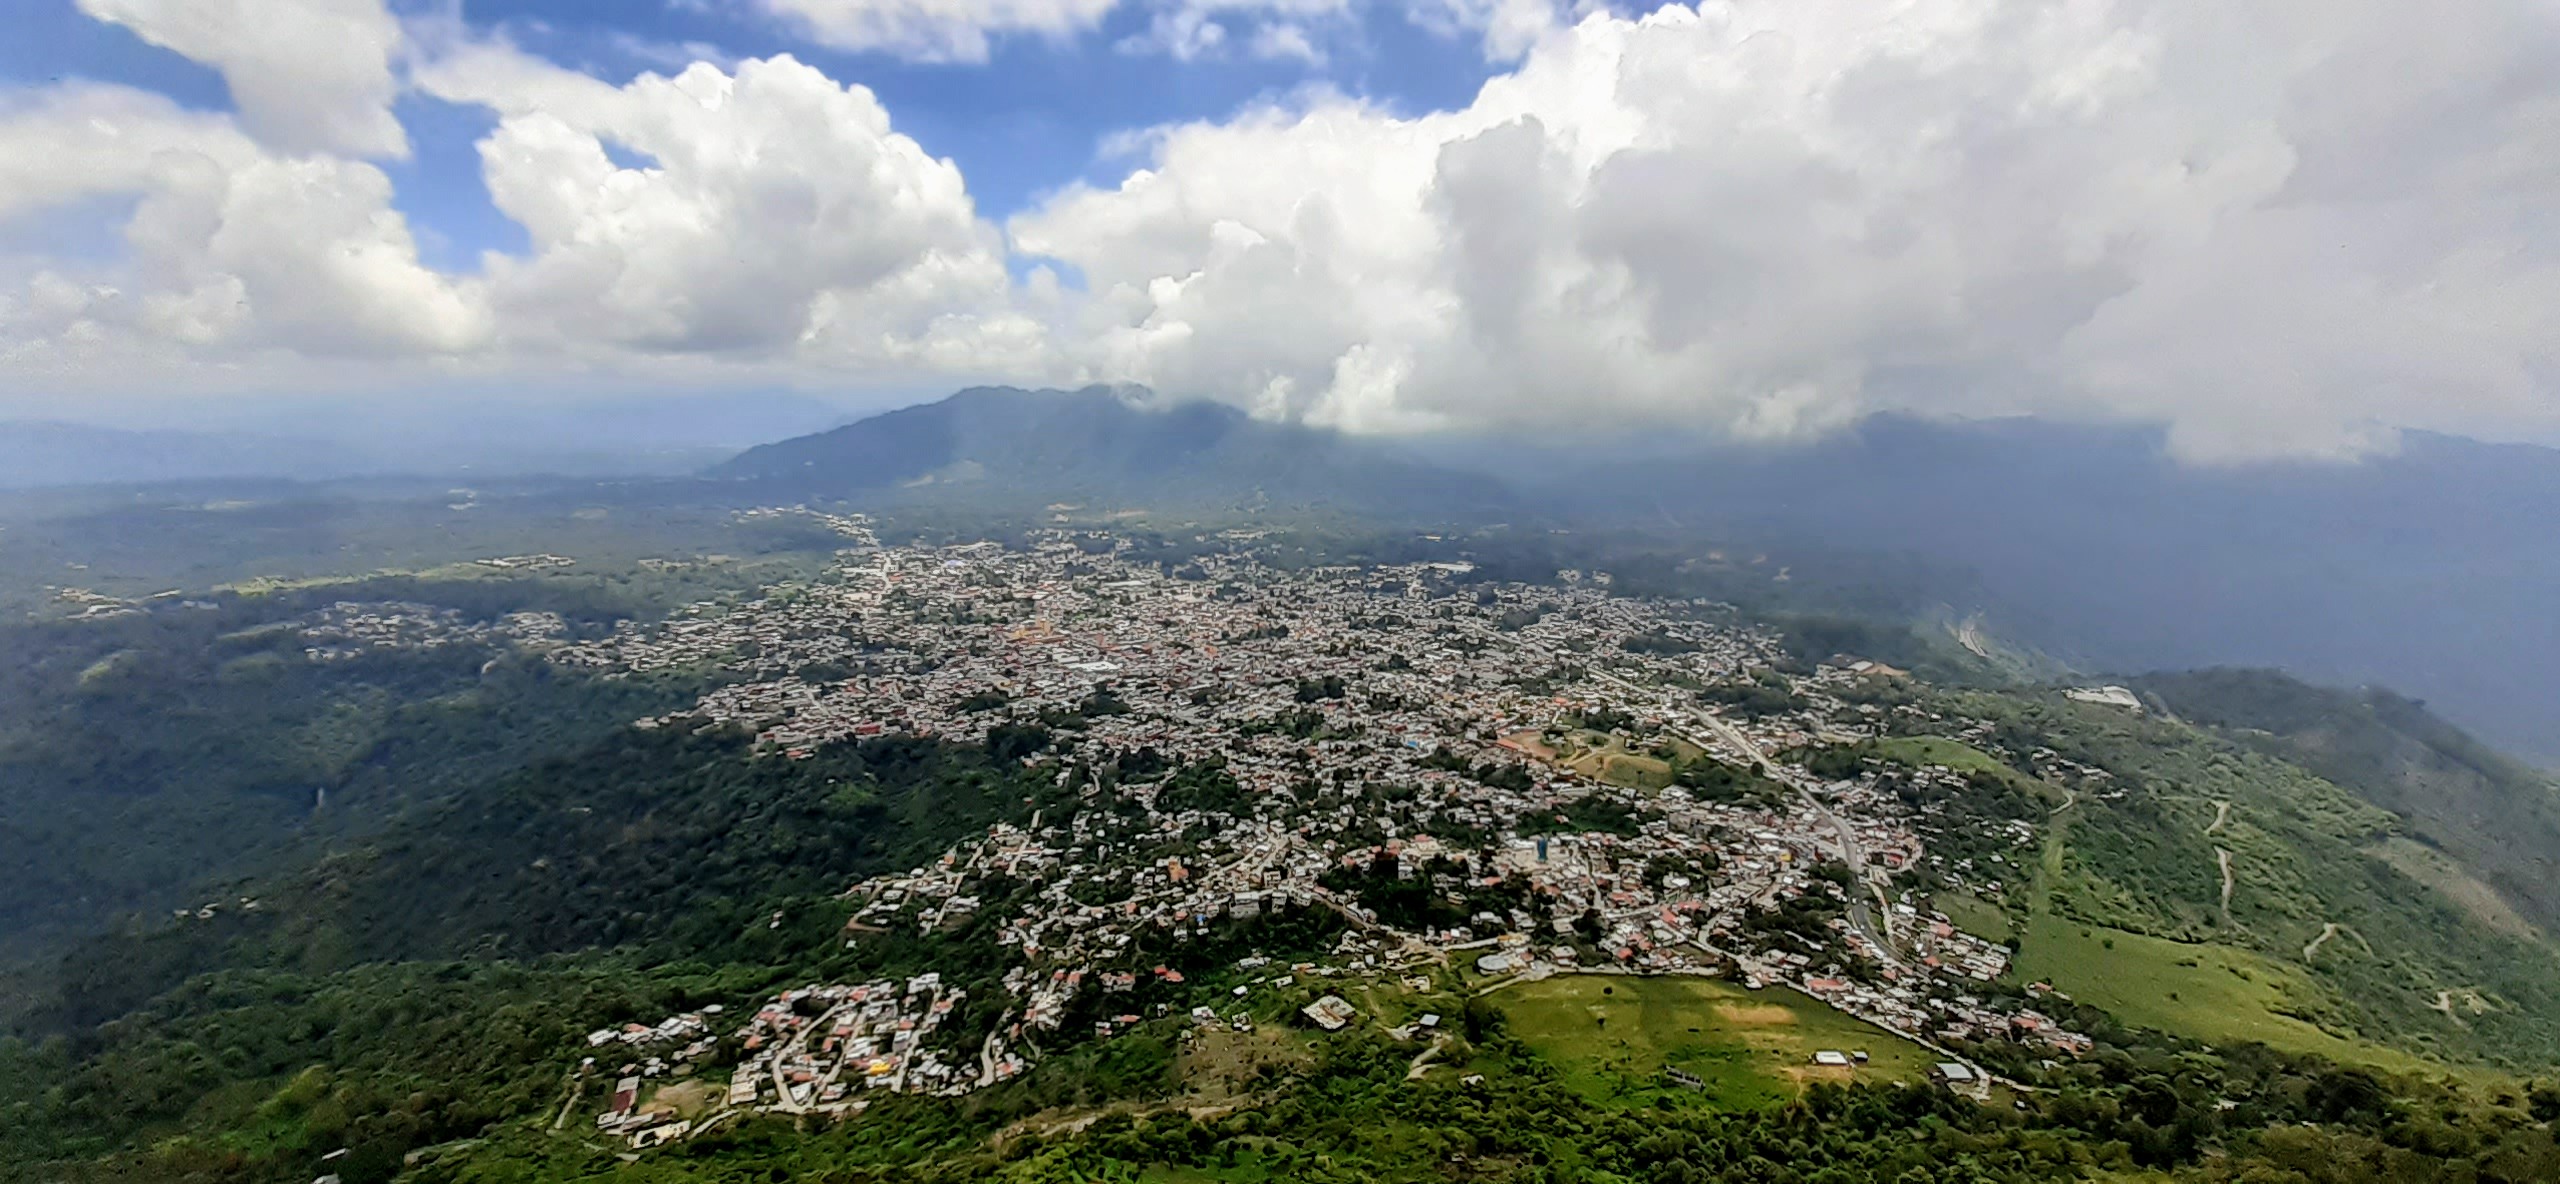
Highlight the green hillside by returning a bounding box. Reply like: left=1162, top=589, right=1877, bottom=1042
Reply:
left=0, top=577, right=720, bottom=967
left=1880, top=687, right=2560, bottom=1075
left=2138, top=669, right=2560, bottom=932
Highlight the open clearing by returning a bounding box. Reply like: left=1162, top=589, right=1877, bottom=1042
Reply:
left=1513, top=729, right=1676, bottom=790
left=1870, top=736, right=2062, bottom=803
left=640, top=1079, right=716, bottom=1120
left=1498, top=729, right=1560, bottom=761
left=1501, top=975, right=1933, bottom=1109
left=1870, top=736, right=2013, bottom=775
left=1175, top=1024, right=1313, bottom=1102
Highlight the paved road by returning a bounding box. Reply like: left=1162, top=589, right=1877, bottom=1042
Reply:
left=1668, top=701, right=1903, bottom=968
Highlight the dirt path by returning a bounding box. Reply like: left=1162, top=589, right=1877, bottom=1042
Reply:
left=2303, top=922, right=2339, bottom=961
left=2205, top=799, right=2230, bottom=835
left=2216, top=847, right=2235, bottom=925
left=550, top=1068, right=584, bottom=1132
left=1006, top=1098, right=1244, bottom=1145
left=1405, top=1034, right=1450, bottom=1080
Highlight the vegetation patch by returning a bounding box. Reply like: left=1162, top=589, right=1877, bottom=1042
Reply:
left=2370, top=837, right=2542, bottom=942
left=1931, top=889, right=2015, bottom=941
left=1531, top=729, right=1676, bottom=790
left=1869, top=736, right=2057, bottom=803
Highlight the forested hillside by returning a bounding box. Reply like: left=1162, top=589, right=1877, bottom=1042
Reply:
left=0, top=579, right=714, bottom=964
left=4, top=725, right=1057, bottom=1177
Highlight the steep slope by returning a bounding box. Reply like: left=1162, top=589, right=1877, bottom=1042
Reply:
left=0, top=583, right=698, bottom=965
left=25, top=724, right=1050, bottom=1033
left=2136, top=669, right=2560, bottom=936
left=707, top=385, right=1512, bottom=516
left=1856, top=685, right=2560, bottom=1072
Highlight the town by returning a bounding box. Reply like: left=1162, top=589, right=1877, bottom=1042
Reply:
left=304, top=514, right=2098, bottom=1148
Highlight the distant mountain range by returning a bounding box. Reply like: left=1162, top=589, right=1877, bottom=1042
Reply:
left=0, top=392, right=854, bottom=487
left=705, top=384, right=1512, bottom=516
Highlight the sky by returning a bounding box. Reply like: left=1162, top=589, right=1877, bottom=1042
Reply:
left=0, top=0, right=2555, bottom=461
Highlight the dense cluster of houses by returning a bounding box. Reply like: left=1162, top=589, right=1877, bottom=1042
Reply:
left=553, top=523, right=2096, bottom=1147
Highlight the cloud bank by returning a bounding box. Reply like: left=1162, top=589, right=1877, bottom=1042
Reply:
left=3, top=0, right=2557, bottom=460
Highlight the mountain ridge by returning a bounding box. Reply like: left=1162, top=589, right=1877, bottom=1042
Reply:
left=704, top=385, right=1514, bottom=517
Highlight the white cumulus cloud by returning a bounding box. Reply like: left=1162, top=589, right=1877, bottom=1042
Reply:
left=1016, top=0, right=2560, bottom=460
left=414, top=44, right=1043, bottom=369
left=1115, top=0, right=1359, bottom=63
left=754, top=0, right=1496, bottom=65
left=75, top=0, right=409, bottom=158
left=5, top=0, right=2558, bottom=461
left=0, top=83, right=485, bottom=360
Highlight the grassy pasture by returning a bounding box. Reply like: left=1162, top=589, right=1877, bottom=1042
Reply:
left=1499, top=976, right=1933, bottom=1109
